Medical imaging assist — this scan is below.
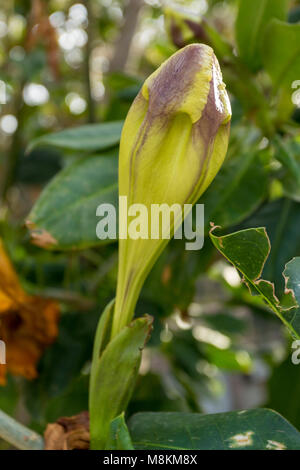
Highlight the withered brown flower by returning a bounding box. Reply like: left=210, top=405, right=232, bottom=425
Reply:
left=0, top=240, right=59, bottom=385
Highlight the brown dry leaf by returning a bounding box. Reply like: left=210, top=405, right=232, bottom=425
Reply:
left=44, top=412, right=90, bottom=450
left=0, top=240, right=59, bottom=385
left=25, top=222, right=58, bottom=249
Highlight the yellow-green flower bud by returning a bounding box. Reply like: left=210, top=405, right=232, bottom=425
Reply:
left=112, top=44, right=231, bottom=338
left=164, top=6, right=232, bottom=60
left=164, top=6, right=207, bottom=48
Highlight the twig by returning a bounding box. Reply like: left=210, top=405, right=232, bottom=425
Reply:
left=109, top=0, right=143, bottom=72
left=83, top=0, right=96, bottom=123
left=0, top=83, right=25, bottom=201
left=0, top=409, right=44, bottom=450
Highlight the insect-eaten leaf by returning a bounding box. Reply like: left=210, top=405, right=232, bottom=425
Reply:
left=209, top=225, right=300, bottom=339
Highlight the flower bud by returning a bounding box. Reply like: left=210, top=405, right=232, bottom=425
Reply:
left=164, top=6, right=232, bottom=60
left=164, top=6, right=208, bottom=48
left=112, top=44, right=231, bottom=337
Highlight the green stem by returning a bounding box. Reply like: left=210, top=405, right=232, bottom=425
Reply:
left=0, top=409, right=44, bottom=450
left=112, top=275, right=140, bottom=337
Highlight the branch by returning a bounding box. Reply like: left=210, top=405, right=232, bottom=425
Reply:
left=0, top=409, right=44, bottom=450
left=83, top=0, right=96, bottom=122
left=109, top=0, right=143, bottom=72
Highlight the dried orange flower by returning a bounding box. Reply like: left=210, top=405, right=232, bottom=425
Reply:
left=0, top=240, right=59, bottom=385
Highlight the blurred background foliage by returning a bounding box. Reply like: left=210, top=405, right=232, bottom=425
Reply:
left=0, top=0, right=300, bottom=445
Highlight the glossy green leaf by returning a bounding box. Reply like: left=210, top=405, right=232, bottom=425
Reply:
left=210, top=227, right=299, bottom=338
left=129, top=409, right=300, bottom=450
left=27, top=121, right=123, bottom=153
left=202, top=150, right=267, bottom=232
left=262, top=20, right=300, bottom=89
left=89, top=300, right=153, bottom=450
left=107, top=414, right=134, bottom=450
left=27, top=153, right=118, bottom=250
left=235, top=0, right=288, bottom=70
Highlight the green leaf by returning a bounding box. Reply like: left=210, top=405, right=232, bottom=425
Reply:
left=202, top=150, right=267, bottom=232
left=129, top=409, right=300, bottom=450
left=202, top=312, right=247, bottom=337
left=267, top=356, right=300, bottom=431
left=26, top=153, right=118, bottom=250
left=0, top=377, right=19, bottom=416
left=274, top=139, right=300, bottom=202
left=45, top=375, right=89, bottom=424
left=204, top=345, right=252, bottom=374
left=27, top=121, right=123, bottom=153
left=283, top=258, right=300, bottom=334
left=235, top=0, right=288, bottom=71
left=107, top=414, right=134, bottom=450
left=89, top=300, right=153, bottom=450
left=284, top=258, right=300, bottom=306
left=210, top=227, right=270, bottom=279
left=238, top=199, right=300, bottom=294
left=262, top=19, right=300, bottom=90
left=209, top=227, right=299, bottom=339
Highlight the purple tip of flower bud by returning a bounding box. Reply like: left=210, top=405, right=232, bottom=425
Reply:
left=141, top=44, right=231, bottom=130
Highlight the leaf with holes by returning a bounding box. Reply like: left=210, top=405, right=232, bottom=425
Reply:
left=283, top=258, right=300, bottom=334
left=209, top=227, right=299, bottom=338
